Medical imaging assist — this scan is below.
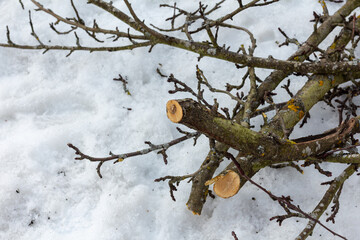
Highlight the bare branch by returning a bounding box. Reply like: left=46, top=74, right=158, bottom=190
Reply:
left=68, top=132, right=200, bottom=163
left=6, top=26, right=14, bottom=45
left=31, top=0, right=146, bottom=40
left=3, top=0, right=360, bottom=75
left=28, top=10, right=44, bottom=45
left=189, top=0, right=277, bottom=34
left=19, top=0, right=24, bottom=10
left=0, top=41, right=153, bottom=54
left=113, top=74, right=131, bottom=95
left=196, top=65, right=245, bottom=106
left=2, top=2, right=360, bottom=237
left=225, top=152, right=347, bottom=240
left=167, top=74, right=212, bottom=108
left=68, top=131, right=200, bottom=178
left=296, top=164, right=356, bottom=239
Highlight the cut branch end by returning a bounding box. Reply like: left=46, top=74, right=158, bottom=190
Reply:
left=210, top=170, right=240, bottom=199
left=166, top=100, right=183, bottom=123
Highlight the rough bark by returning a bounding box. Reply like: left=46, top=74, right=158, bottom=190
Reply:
left=167, top=99, right=360, bottom=200
left=167, top=99, right=360, bottom=162
left=260, top=73, right=350, bottom=137
left=166, top=99, right=279, bottom=157
left=186, top=1, right=360, bottom=214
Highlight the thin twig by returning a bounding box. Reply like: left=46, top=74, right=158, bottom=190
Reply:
left=68, top=132, right=201, bottom=178
left=196, top=66, right=244, bottom=106
left=296, top=165, right=356, bottom=239
left=28, top=10, right=44, bottom=46
left=19, top=0, right=25, bottom=9
left=31, top=0, right=146, bottom=40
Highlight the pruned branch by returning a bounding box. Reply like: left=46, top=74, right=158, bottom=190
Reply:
left=1, top=1, right=360, bottom=238
left=186, top=0, right=360, bottom=213
left=167, top=99, right=360, bottom=165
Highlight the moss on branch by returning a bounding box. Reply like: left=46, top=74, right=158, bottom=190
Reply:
left=167, top=99, right=279, bottom=157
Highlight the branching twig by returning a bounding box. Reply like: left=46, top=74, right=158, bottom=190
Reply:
left=281, top=79, right=294, bottom=98
left=277, top=28, right=301, bottom=48
left=113, top=74, right=131, bottom=95
left=196, top=66, right=245, bottom=106
left=326, top=183, right=343, bottom=223
left=189, top=0, right=278, bottom=34
left=154, top=171, right=198, bottom=201
left=167, top=74, right=212, bottom=108
left=28, top=10, right=44, bottom=46
left=154, top=148, right=220, bottom=201
left=32, top=0, right=145, bottom=39
left=0, top=41, right=154, bottom=56
left=68, top=131, right=201, bottom=178
left=296, top=165, right=356, bottom=239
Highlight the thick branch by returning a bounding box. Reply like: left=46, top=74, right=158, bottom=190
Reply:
left=261, top=17, right=360, bottom=138
left=165, top=39, right=360, bottom=74
left=202, top=12, right=360, bottom=211
left=186, top=144, right=224, bottom=214
left=255, top=0, right=360, bottom=109
left=260, top=73, right=351, bottom=137
left=256, top=117, right=360, bottom=168
left=166, top=99, right=279, bottom=157
left=167, top=99, right=360, bottom=164
left=320, top=153, right=360, bottom=164
left=187, top=1, right=360, bottom=212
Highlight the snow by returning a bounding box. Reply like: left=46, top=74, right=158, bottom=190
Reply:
left=0, top=0, right=359, bottom=239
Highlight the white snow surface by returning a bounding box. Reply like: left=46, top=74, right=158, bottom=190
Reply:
left=0, top=0, right=359, bottom=239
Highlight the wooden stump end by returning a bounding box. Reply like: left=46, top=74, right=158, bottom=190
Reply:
left=166, top=100, right=183, bottom=123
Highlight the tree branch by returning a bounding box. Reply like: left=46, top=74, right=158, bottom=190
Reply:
left=0, top=41, right=153, bottom=54
left=186, top=0, right=360, bottom=214
left=295, top=164, right=356, bottom=239
left=225, top=152, right=347, bottom=240
left=31, top=0, right=146, bottom=40
left=68, top=131, right=200, bottom=178
left=2, top=0, right=360, bottom=74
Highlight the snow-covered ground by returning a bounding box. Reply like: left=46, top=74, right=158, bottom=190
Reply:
left=0, top=0, right=359, bottom=239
